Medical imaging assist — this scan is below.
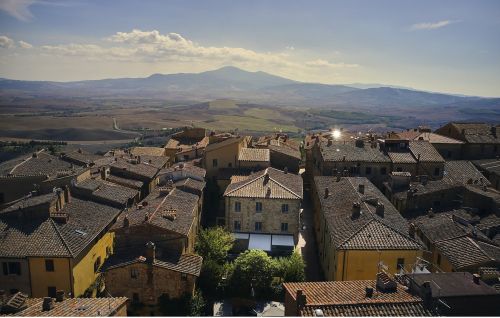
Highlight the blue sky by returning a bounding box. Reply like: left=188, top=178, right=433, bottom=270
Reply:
left=0, top=0, right=499, bottom=96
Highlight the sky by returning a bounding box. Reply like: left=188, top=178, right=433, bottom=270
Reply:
left=0, top=0, right=499, bottom=97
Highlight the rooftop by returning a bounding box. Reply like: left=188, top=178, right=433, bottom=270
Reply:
left=130, top=146, right=166, bottom=157
left=110, top=158, right=160, bottom=179
left=435, top=236, right=500, bottom=270
left=319, top=140, right=391, bottom=163
left=397, top=131, right=464, bottom=144
left=238, top=148, right=270, bottom=162
left=268, top=144, right=302, bottom=160
left=473, top=158, right=500, bottom=175
left=408, top=141, right=445, bottom=163
left=314, top=176, right=420, bottom=250
left=74, top=178, right=138, bottom=206
left=224, top=167, right=303, bottom=200
left=444, top=160, right=490, bottom=186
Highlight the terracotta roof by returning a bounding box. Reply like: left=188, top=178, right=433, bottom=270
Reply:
left=388, top=152, right=417, bottom=164
left=174, top=177, right=206, bottom=192
left=111, top=188, right=198, bottom=236
left=137, top=155, right=170, bottom=169
left=301, top=302, right=432, bottom=316
left=62, top=149, right=103, bottom=166
left=74, top=178, right=138, bottom=206
left=408, top=272, right=499, bottom=297
left=205, top=136, right=245, bottom=152
left=314, top=176, right=420, bottom=250
left=435, top=236, right=500, bottom=269
left=409, top=141, right=444, bottom=162
left=1, top=193, right=56, bottom=215
left=444, top=160, right=490, bottom=186
left=1, top=150, right=86, bottom=178
left=110, top=158, right=159, bottom=179
left=130, top=146, right=166, bottom=157
left=268, top=144, right=302, bottom=160
left=238, top=148, right=270, bottom=162
left=103, top=252, right=202, bottom=277
left=106, top=174, right=144, bottom=189
left=6, top=297, right=128, bottom=316
left=473, top=159, right=500, bottom=175
left=0, top=198, right=121, bottom=258
left=159, top=162, right=206, bottom=180
left=398, top=131, right=464, bottom=144
left=450, top=123, right=500, bottom=144
left=320, top=141, right=390, bottom=163
left=224, top=167, right=303, bottom=200
left=284, top=280, right=421, bottom=306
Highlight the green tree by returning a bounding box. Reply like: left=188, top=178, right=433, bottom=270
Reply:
left=196, top=227, right=234, bottom=265
left=276, top=250, right=306, bottom=282
left=229, top=250, right=276, bottom=298
left=189, top=290, right=206, bottom=316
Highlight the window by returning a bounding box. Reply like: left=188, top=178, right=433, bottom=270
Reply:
left=365, top=167, right=372, bottom=175
left=380, top=167, right=387, bottom=175
left=281, top=204, right=289, bottom=213
left=396, top=258, right=405, bottom=271
left=434, top=167, right=440, bottom=176
left=131, top=268, right=138, bottom=279
left=234, top=220, right=241, bottom=231
left=132, top=293, right=140, bottom=303
left=255, top=222, right=263, bottom=231
left=45, top=259, right=54, bottom=272
left=3, top=262, right=21, bottom=276
left=234, top=201, right=241, bottom=212
left=181, top=273, right=188, bottom=281
left=212, top=159, right=218, bottom=167
left=93, top=257, right=101, bottom=273
left=255, top=202, right=262, bottom=212
left=437, top=254, right=441, bottom=266
left=281, top=223, right=288, bottom=232
left=48, top=286, right=57, bottom=298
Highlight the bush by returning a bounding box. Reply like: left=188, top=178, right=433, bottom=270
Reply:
left=196, top=227, right=234, bottom=265
left=229, top=250, right=275, bottom=299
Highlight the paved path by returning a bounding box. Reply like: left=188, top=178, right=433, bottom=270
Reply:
left=297, top=190, right=324, bottom=281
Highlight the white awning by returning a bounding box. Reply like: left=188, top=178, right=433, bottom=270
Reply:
left=233, top=232, right=250, bottom=240
left=271, top=235, right=295, bottom=247
left=248, top=234, right=272, bottom=251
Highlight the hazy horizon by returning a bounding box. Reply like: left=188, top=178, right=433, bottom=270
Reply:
left=1, top=0, right=500, bottom=97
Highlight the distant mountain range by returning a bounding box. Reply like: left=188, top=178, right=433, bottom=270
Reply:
left=1, top=66, right=499, bottom=109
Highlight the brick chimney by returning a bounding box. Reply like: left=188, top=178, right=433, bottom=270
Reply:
left=145, top=241, right=155, bottom=264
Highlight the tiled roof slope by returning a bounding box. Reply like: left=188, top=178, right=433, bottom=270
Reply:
left=62, top=149, right=102, bottom=166
left=0, top=198, right=121, bottom=258
left=473, top=159, right=500, bottom=175
left=408, top=272, right=499, bottom=297
left=314, top=176, right=420, bottom=250
left=74, top=178, right=138, bottom=206
left=412, top=212, right=480, bottom=243
left=1, top=193, right=56, bottom=215
left=238, top=148, right=270, bottom=162
left=224, top=167, right=302, bottom=199
left=130, top=146, right=166, bottom=157
left=397, top=131, right=464, bottom=144
left=284, top=280, right=421, bottom=305
left=103, top=252, right=202, bottom=277
left=450, top=123, right=500, bottom=144
left=268, top=144, right=302, bottom=160
left=387, top=152, right=417, bottom=164
left=409, top=141, right=445, bottom=162
left=1, top=150, right=85, bottom=178
left=110, top=158, right=159, bottom=179
left=111, top=188, right=198, bottom=236
left=435, top=236, right=500, bottom=269
left=301, top=303, right=432, bottom=317
left=445, top=160, right=490, bottom=185
left=7, top=297, right=128, bottom=316
left=319, top=141, right=390, bottom=163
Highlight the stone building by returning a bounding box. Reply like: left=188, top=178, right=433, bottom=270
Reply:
left=0, top=150, right=90, bottom=205
left=0, top=188, right=121, bottom=298
left=253, top=133, right=302, bottom=173
left=109, top=157, right=163, bottom=197
left=435, top=122, right=500, bottom=160
left=164, top=127, right=209, bottom=163
left=103, top=242, right=201, bottom=314
left=223, top=167, right=303, bottom=253
left=202, top=134, right=251, bottom=179
left=311, top=176, right=422, bottom=281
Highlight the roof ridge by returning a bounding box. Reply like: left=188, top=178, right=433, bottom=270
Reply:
left=268, top=175, right=302, bottom=199
left=338, top=219, right=374, bottom=248
left=470, top=237, right=498, bottom=261
left=224, top=171, right=264, bottom=195
left=49, top=219, right=74, bottom=257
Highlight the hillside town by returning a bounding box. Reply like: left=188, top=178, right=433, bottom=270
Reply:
left=1, top=122, right=500, bottom=316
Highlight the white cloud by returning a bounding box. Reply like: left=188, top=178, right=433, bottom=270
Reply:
left=0, top=35, right=15, bottom=48
left=0, top=0, right=35, bottom=21
left=18, top=40, right=33, bottom=49
left=410, top=20, right=456, bottom=31
left=305, top=59, right=359, bottom=68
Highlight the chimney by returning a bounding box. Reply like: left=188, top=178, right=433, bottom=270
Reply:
left=42, top=297, right=54, bottom=311
left=409, top=223, right=415, bottom=238
left=137, top=156, right=141, bottom=164
left=123, top=215, right=129, bottom=227
left=324, top=188, right=329, bottom=198
left=284, top=167, right=288, bottom=174
left=264, top=172, right=270, bottom=184
left=145, top=241, right=155, bottom=263
left=365, top=286, right=374, bottom=298
left=77, top=148, right=83, bottom=154
left=352, top=202, right=361, bottom=218
left=64, top=186, right=71, bottom=204
left=473, top=273, right=481, bottom=284
left=55, top=290, right=64, bottom=302
left=296, top=289, right=306, bottom=311
left=332, top=168, right=338, bottom=176
left=358, top=184, right=365, bottom=194
left=336, top=173, right=341, bottom=182
left=427, top=208, right=434, bottom=218
left=101, top=167, right=110, bottom=180
left=32, top=152, right=38, bottom=158
left=376, top=202, right=385, bottom=217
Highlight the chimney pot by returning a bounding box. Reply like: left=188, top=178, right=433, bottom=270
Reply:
left=42, top=297, right=54, bottom=311
left=56, top=290, right=64, bottom=302
left=473, top=273, right=481, bottom=284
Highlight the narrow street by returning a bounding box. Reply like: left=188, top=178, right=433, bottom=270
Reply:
left=297, top=189, right=324, bottom=281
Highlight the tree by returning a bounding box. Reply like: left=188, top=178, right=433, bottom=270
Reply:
left=229, top=250, right=276, bottom=298
left=196, top=227, right=234, bottom=265
left=189, top=290, right=206, bottom=316
left=275, top=250, right=306, bottom=283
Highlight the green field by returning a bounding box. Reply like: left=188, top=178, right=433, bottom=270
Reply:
left=199, top=115, right=299, bottom=133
